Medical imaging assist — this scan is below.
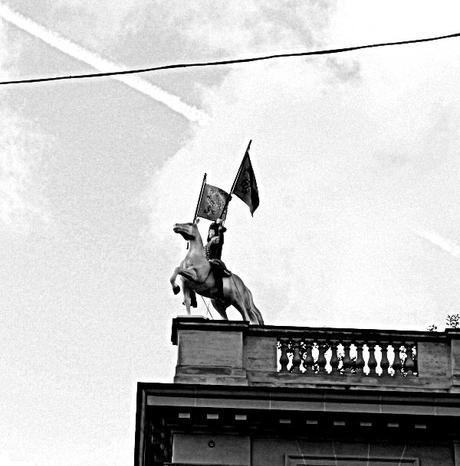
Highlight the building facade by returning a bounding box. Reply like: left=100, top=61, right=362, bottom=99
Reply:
left=135, top=317, right=460, bottom=465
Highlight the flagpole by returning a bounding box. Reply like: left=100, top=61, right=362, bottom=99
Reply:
left=193, top=173, right=207, bottom=223
left=219, top=140, right=252, bottom=222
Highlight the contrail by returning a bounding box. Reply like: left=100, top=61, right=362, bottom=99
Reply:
left=413, top=229, right=460, bottom=258
left=0, top=3, right=206, bottom=123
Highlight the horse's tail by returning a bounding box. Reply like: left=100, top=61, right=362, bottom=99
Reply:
left=251, top=302, right=264, bottom=326
left=230, top=274, right=264, bottom=325
left=244, top=286, right=264, bottom=325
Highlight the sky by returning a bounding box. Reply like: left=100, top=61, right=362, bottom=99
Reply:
left=2, top=1, right=460, bottom=465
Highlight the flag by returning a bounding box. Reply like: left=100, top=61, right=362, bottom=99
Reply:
left=232, top=150, right=259, bottom=215
left=196, top=183, right=229, bottom=221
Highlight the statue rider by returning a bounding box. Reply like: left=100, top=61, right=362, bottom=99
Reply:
left=205, top=219, right=231, bottom=298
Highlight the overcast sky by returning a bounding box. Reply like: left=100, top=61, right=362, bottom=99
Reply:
left=2, top=1, right=460, bottom=465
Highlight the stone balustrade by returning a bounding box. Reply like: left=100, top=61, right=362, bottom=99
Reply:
left=171, top=317, right=460, bottom=392
left=278, top=336, right=417, bottom=377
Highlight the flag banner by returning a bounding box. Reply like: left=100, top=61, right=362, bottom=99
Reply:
left=232, top=151, right=259, bottom=215
left=196, top=183, right=229, bottom=221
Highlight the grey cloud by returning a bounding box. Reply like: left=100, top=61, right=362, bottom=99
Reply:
left=326, top=57, right=361, bottom=83
left=0, top=110, right=51, bottom=230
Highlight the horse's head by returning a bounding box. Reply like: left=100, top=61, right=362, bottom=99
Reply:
left=173, top=221, right=200, bottom=241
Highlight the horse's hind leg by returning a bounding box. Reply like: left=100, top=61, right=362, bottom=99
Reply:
left=231, top=300, right=251, bottom=322
left=225, top=276, right=251, bottom=322
left=211, top=299, right=229, bottom=320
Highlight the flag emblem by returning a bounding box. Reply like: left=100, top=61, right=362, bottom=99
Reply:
left=196, top=183, right=229, bottom=221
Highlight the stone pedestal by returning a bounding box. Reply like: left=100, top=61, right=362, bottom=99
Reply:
left=172, top=317, right=249, bottom=385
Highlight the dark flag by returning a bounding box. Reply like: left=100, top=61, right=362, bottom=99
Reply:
left=231, top=144, right=259, bottom=215
left=196, top=183, right=229, bottom=221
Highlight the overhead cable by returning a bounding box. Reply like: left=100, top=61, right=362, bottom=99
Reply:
left=1, top=31, right=460, bottom=87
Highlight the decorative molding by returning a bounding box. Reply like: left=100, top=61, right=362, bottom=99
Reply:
left=286, top=455, right=419, bottom=466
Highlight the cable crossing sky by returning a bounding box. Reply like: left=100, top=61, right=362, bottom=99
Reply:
left=0, top=23, right=459, bottom=87
left=0, top=2, right=206, bottom=122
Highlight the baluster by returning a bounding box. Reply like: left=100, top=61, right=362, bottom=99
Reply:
left=279, top=338, right=290, bottom=373
left=403, top=342, right=415, bottom=376
left=342, top=341, right=352, bottom=374
left=380, top=342, right=390, bottom=377
left=317, top=341, right=327, bottom=373
left=413, top=344, right=418, bottom=375
left=291, top=338, right=302, bottom=373
left=367, top=343, right=377, bottom=376
left=303, top=341, right=314, bottom=373
left=330, top=341, right=340, bottom=374
left=392, top=342, right=402, bottom=376
left=351, top=343, right=357, bottom=373
left=355, top=341, right=365, bottom=375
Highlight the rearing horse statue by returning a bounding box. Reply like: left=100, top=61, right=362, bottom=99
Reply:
left=170, top=221, right=264, bottom=325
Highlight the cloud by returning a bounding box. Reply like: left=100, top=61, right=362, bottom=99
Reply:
left=145, top=2, right=460, bottom=329
left=0, top=20, right=49, bottom=231
left=156, top=1, right=332, bottom=54
left=51, top=0, right=144, bottom=47
left=0, top=109, right=50, bottom=231
left=47, top=0, right=336, bottom=71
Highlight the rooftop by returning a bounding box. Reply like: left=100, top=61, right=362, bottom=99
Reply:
left=171, top=317, right=460, bottom=393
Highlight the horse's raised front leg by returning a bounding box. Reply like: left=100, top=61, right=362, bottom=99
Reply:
left=170, top=267, right=181, bottom=295
left=178, top=267, right=199, bottom=283
left=182, top=282, right=197, bottom=315
left=183, top=282, right=192, bottom=315
left=190, top=289, right=197, bottom=308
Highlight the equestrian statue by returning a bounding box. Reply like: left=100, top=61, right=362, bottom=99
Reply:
left=170, top=142, right=264, bottom=325
left=170, top=219, right=264, bottom=325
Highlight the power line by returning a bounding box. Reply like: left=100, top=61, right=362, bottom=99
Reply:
left=1, top=31, right=460, bottom=87
left=0, top=3, right=204, bottom=121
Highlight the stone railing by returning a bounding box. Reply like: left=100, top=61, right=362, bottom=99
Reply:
left=278, top=336, right=417, bottom=377
left=171, top=318, right=460, bottom=392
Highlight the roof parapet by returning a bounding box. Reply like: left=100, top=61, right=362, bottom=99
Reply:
left=172, top=317, right=460, bottom=392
